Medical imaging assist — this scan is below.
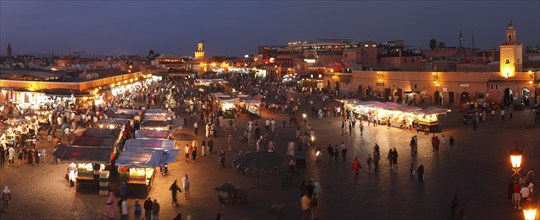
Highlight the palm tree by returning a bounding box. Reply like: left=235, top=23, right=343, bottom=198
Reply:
left=429, top=39, right=437, bottom=50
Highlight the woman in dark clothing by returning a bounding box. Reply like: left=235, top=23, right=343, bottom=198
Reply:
left=17, top=149, right=23, bottom=165
left=34, top=148, right=40, bottom=165
left=191, top=147, right=197, bottom=163
left=28, top=148, right=34, bottom=165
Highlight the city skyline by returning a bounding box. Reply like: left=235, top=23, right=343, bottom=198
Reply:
left=1, top=1, right=539, bottom=57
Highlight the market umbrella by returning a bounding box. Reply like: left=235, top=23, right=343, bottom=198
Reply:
left=232, top=151, right=283, bottom=187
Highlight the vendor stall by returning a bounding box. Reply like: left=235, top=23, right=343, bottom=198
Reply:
left=123, top=139, right=177, bottom=151
left=240, top=99, right=262, bottom=117
left=135, top=129, right=176, bottom=139
left=115, top=149, right=179, bottom=191
left=52, top=144, right=113, bottom=190
left=140, top=120, right=172, bottom=131
left=340, top=100, right=447, bottom=132
left=96, top=118, right=129, bottom=130
left=414, top=106, right=447, bottom=133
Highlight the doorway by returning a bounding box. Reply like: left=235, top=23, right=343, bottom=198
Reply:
left=503, top=88, right=513, bottom=106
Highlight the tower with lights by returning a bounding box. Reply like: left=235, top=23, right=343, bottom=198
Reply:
left=499, top=23, right=523, bottom=78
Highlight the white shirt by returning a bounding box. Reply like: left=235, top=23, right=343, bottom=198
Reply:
left=121, top=200, right=129, bottom=215
left=520, top=186, right=530, bottom=198
left=265, top=120, right=270, bottom=126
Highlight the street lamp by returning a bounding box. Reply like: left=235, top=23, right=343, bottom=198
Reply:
left=510, top=147, right=536, bottom=185
left=523, top=208, right=537, bottom=220
left=511, top=148, right=522, bottom=173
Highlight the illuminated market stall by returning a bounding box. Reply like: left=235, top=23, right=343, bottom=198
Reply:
left=117, top=139, right=179, bottom=191
left=341, top=100, right=448, bottom=132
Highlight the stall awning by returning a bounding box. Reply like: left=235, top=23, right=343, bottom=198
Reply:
left=114, top=108, right=142, bottom=116
left=109, top=113, right=136, bottom=120
left=71, top=137, right=117, bottom=148
left=123, top=139, right=177, bottom=151
left=416, top=106, right=448, bottom=115
left=53, top=144, right=113, bottom=164
left=145, top=109, right=168, bottom=115
left=116, top=149, right=179, bottom=168
left=143, top=113, right=174, bottom=121
left=96, top=119, right=129, bottom=126
left=135, top=129, right=176, bottom=139
left=73, top=128, right=121, bottom=138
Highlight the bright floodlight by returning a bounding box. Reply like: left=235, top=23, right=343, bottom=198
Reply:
left=523, top=209, right=537, bottom=220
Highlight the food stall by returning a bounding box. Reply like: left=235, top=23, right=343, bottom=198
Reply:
left=341, top=100, right=447, bottom=132
left=239, top=98, right=262, bottom=117
left=414, top=106, right=447, bottom=133
left=96, top=118, right=130, bottom=130
left=139, top=120, right=173, bottom=131
left=144, top=109, right=169, bottom=116
left=52, top=144, right=113, bottom=191
left=115, top=149, right=179, bottom=191
left=143, top=113, right=174, bottom=121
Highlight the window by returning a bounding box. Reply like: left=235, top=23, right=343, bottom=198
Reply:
left=505, top=59, right=510, bottom=64
left=478, top=93, right=484, bottom=99
left=495, top=85, right=499, bottom=90
left=490, top=85, right=494, bottom=90
left=414, top=84, right=417, bottom=89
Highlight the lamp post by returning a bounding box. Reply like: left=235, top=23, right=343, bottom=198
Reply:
left=510, top=147, right=538, bottom=220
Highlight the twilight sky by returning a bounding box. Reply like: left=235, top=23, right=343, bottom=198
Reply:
left=1, top=1, right=539, bottom=57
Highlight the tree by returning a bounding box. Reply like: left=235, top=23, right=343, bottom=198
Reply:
left=429, top=39, right=437, bottom=50
left=438, top=42, right=446, bottom=49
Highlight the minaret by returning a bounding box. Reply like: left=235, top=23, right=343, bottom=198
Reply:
left=459, top=29, right=463, bottom=48
left=471, top=31, right=475, bottom=49
left=499, top=22, right=523, bottom=77
left=7, top=44, right=12, bottom=57
left=194, top=41, right=206, bottom=60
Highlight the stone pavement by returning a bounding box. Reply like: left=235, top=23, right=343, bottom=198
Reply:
left=0, top=103, right=539, bottom=220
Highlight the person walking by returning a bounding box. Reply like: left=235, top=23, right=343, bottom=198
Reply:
left=366, top=154, right=373, bottom=174
left=392, top=147, right=398, bottom=168
left=340, top=142, right=347, bottom=162
left=501, top=109, right=505, bottom=120
left=121, top=198, right=129, bottom=220
left=152, top=199, right=160, bottom=220
left=300, top=193, right=311, bottom=220
left=373, top=144, right=380, bottom=171
left=359, top=121, right=364, bottom=136
left=181, top=174, right=191, bottom=200
left=119, top=181, right=127, bottom=199
left=133, top=200, right=142, bottom=220
left=417, top=165, right=425, bottom=182
left=440, top=135, right=448, bottom=151
left=201, top=138, right=206, bottom=157
left=449, top=136, right=455, bottom=152
left=311, top=193, right=319, bottom=220
left=387, top=149, right=394, bottom=169
left=169, top=180, right=182, bottom=206
left=184, top=144, right=190, bottom=163
left=2, top=186, right=12, bottom=211
left=191, top=145, right=198, bottom=163
left=218, top=148, right=226, bottom=168
left=333, top=145, right=339, bottom=163
left=352, top=157, right=361, bottom=182
left=208, top=137, right=214, bottom=153
left=193, top=121, right=198, bottom=135
left=105, top=192, right=116, bottom=219
left=143, top=197, right=153, bottom=220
